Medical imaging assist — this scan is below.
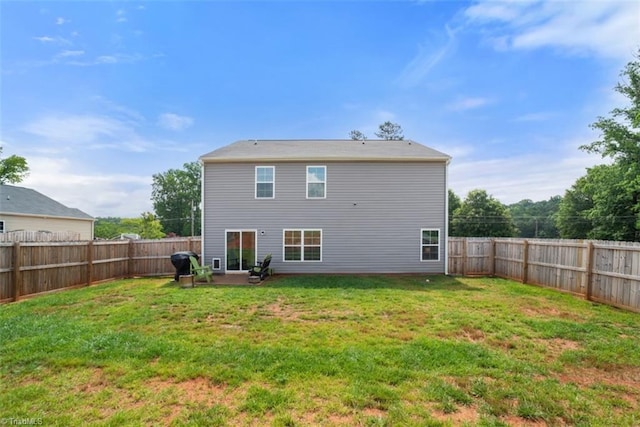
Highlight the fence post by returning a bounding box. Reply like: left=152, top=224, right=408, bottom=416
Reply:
left=87, top=240, right=94, bottom=287
left=462, top=238, right=467, bottom=276
left=585, top=241, right=594, bottom=301
left=490, top=239, right=496, bottom=276
left=12, top=241, right=21, bottom=302
left=522, top=240, right=529, bottom=284
left=128, top=239, right=135, bottom=278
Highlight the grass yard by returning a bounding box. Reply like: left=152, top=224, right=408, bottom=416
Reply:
left=1, top=275, right=639, bottom=426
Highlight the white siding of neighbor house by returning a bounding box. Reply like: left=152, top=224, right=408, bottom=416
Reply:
left=0, top=213, right=94, bottom=240
left=202, top=161, right=447, bottom=274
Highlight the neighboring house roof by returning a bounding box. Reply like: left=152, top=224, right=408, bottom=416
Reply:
left=200, top=139, right=451, bottom=163
left=0, top=184, right=93, bottom=220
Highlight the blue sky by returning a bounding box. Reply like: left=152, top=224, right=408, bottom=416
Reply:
left=1, top=0, right=638, bottom=218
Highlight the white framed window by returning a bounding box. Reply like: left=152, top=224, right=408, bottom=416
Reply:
left=283, top=229, right=322, bottom=262
left=0, top=220, right=4, bottom=233
left=306, top=166, right=326, bottom=199
left=255, top=166, right=275, bottom=199
left=421, top=229, right=440, bottom=261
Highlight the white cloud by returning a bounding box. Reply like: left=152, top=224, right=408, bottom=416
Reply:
left=464, top=0, right=640, bottom=61
left=21, top=114, right=158, bottom=153
left=63, top=52, right=161, bottom=67
left=449, top=134, right=605, bottom=204
left=116, top=9, right=127, bottom=23
left=513, top=111, right=557, bottom=122
left=157, top=113, right=194, bottom=131
left=91, top=96, right=146, bottom=124
left=446, top=96, right=493, bottom=112
left=22, top=157, right=153, bottom=217
left=396, top=25, right=457, bottom=87
left=23, top=115, right=129, bottom=143
left=56, top=50, right=85, bottom=58
left=33, top=35, right=70, bottom=45
left=55, top=17, right=69, bottom=25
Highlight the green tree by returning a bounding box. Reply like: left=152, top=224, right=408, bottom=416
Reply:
left=349, top=121, right=405, bottom=141
left=0, top=147, right=29, bottom=184
left=94, top=217, right=124, bottom=239
left=348, top=130, right=367, bottom=141
left=374, top=121, right=404, bottom=140
left=557, top=164, right=638, bottom=240
left=139, top=212, right=165, bottom=239
left=448, top=189, right=461, bottom=235
left=451, top=189, right=516, bottom=237
left=556, top=174, right=595, bottom=239
left=94, top=215, right=165, bottom=239
left=508, top=196, right=561, bottom=238
left=581, top=51, right=640, bottom=166
left=151, top=162, right=201, bottom=236
left=574, top=50, right=640, bottom=241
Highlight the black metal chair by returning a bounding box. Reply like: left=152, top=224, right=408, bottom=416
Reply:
left=248, top=254, right=272, bottom=280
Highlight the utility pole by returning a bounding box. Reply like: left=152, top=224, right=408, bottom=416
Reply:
left=190, top=200, right=195, bottom=237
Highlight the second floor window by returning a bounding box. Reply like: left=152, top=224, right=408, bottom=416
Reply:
left=255, top=166, right=274, bottom=199
left=307, top=166, right=326, bottom=199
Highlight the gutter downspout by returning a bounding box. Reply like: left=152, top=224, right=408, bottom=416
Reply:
left=444, top=159, right=450, bottom=275
left=199, top=160, right=205, bottom=263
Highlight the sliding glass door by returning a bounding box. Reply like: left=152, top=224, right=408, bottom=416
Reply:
left=225, top=230, right=256, bottom=272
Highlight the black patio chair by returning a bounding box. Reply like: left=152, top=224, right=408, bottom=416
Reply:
left=248, top=254, right=272, bottom=280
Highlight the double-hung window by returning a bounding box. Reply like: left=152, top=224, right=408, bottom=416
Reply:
left=255, top=166, right=275, bottom=199
left=306, top=166, right=326, bottom=199
left=421, top=229, right=440, bottom=261
left=283, top=229, right=322, bottom=261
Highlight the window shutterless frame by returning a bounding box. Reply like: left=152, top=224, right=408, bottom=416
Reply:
left=283, top=229, right=322, bottom=262
left=255, top=166, right=275, bottom=199
left=306, top=165, right=326, bottom=199
left=420, top=228, right=440, bottom=261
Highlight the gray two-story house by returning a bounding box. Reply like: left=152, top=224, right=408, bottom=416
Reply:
left=199, top=139, right=451, bottom=274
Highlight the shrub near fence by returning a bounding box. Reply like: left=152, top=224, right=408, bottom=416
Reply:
left=0, top=238, right=201, bottom=303
left=449, top=238, right=640, bottom=313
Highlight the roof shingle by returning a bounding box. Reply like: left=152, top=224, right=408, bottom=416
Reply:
left=0, top=184, right=93, bottom=220
left=200, top=139, right=450, bottom=163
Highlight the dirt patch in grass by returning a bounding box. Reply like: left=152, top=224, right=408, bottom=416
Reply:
left=502, top=415, right=548, bottom=426
left=431, top=405, right=479, bottom=424
left=520, top=304, right=582, bottom=321
left=263, top=298, right=303, bottom=321
left=75, top=368, right=110, bottom=394
left=431, top=404, right=549, bottom=427
left=557, top=366, right=640, bottom=392
left=460, top=325, right=486, bottom=342
left=537, top=338, right=581, bottom=359
left=436, top=327, right=487, bottom=343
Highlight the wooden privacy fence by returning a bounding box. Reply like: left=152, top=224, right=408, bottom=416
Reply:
left=2, top=237, right=640, bottom=313
left=0, top=238, right=201, bottom=303
left=0, top=230, right=83, bottom=242
left=449, top=238, right=640, bottom=313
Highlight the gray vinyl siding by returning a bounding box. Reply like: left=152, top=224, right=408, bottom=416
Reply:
left=202, top=161, right=447, bottom=273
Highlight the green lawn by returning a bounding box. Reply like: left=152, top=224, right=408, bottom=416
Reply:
left=1, top=275, right=639, bottom=426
